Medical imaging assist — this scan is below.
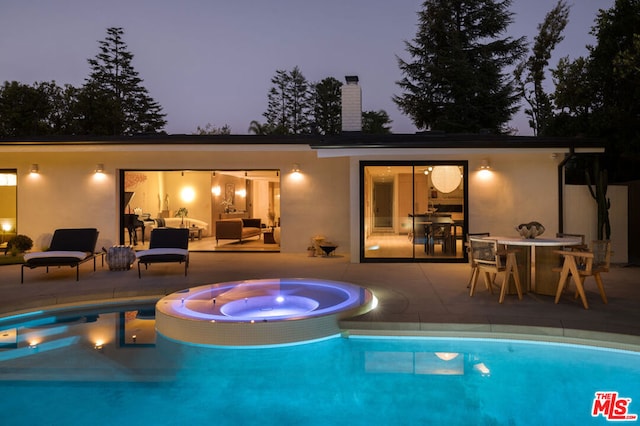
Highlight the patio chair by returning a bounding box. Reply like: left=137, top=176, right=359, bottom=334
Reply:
left=556, top=233, right=588, bottom=250
left=136, top=228, right=189, bottom=278
left=469, top=237, right=522, bottom=303
left=466, top=232, right=491, bottom=288
left=22, top=228, right=100, bottom=283
left=554, top=240, right=611, bottom=309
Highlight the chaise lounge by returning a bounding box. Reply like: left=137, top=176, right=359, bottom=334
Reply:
left=22, top=228, right=100, bottom=283
left=136, top=228, right=189, bottom=278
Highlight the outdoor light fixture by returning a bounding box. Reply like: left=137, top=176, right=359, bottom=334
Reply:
left=480, top=159, right=491, bottom=170
left=95, top=163, right=104, bottom=173
left=30, top=164, right=39, bottom=174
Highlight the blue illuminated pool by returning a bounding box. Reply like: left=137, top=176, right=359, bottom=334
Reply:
left=1, top=304, right=639, bottom=425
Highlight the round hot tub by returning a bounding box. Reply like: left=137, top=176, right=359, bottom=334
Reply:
left=155, top=278, right=377, bottom=347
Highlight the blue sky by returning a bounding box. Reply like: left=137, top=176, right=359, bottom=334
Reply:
left=0, top=0, right=613, bottom=135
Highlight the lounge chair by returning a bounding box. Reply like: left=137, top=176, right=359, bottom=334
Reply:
left=22, top=228, right=100, bottom=283
left=136, top=228, right=189, bottom=278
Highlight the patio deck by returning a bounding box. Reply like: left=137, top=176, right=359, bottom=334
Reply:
left=1, top=252, right=639, bottom=349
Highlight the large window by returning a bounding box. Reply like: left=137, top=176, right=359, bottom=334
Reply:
left=0, top=169, right=17, bottom=246
left=361, top=162, right=467, bottom=262
left=121, top=169, right=280, bottom=251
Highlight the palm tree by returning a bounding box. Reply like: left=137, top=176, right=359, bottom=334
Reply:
left=248, top=120, right=271, bottom=135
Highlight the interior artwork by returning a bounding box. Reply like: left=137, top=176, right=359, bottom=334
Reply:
left=122, top=170, right=280, bottom=252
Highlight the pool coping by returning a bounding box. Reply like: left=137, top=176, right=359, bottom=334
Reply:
left=340, top=320, right=640, bottom=353
left=2, top=296, right=639, bottom=353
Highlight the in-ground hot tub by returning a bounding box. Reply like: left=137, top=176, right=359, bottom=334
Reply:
left=155, top=278, right=377, bottom=347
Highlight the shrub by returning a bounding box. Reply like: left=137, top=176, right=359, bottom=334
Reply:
left=7, top=234, right=33, bottom=253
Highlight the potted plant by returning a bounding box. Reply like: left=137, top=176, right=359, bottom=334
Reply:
left=6, top=234, right=33, bottom=256
left=175, top=207, right=189, bottom=227
left=221, top=199, right=233, bottom=213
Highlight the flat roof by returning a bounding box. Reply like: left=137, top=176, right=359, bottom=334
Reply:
left=0, top=132, right=605, bottom=151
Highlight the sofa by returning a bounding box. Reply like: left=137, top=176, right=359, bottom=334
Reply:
left=215, top=218, right=262, bottom=244
left=153, top=217, right=210, bottom=237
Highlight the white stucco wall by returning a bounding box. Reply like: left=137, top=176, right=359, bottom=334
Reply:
left=2, top=145, right=351, bottom=254
left=2, top=144, right=626, bottom=262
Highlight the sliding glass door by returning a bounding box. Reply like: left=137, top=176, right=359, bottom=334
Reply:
left=362, top=161, right=467, bottom=262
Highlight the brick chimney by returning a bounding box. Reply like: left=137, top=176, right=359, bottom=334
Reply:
left=341, top=75, right=362, bottom=132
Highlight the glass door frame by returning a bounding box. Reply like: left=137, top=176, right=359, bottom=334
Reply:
left=359, top=160, right=469, bottom=263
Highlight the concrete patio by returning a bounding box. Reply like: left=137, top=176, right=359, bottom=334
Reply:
left=1, top=252, right=639, bottom=349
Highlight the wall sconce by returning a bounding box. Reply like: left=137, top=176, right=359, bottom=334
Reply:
left=212, top=185, right=221, bottom=196
left=480, top=159, right=491, bottom=170
left=291, top=163, right=300, bottom=173
left=95, top=163, right=104, bottom=173
left=30, top=164, right=39, bottom=174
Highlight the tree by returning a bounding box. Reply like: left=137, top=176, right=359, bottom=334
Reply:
left=263, top=66, right=312, bottom=134
left=548, top=56, right=593, bottom=136
left=394, top=0, right=527, bottom=134
left=586, top=0, right=640, bottom=155
left=247, top=120, right=272, bottom=135
left=195, top=123, right=231, bottom=135
left=79, top=27, right=166, bottom=135
left=0, top=81, right=48, bottom=136
left=312, top=77, right=342, bottom=135
left=514, top=0, right=570, bottom=136
left=0, top=80, right=78, bottom=137
left=362, top=110, right=393, bottom=134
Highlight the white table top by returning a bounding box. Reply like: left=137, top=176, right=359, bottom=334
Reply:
left=489, top=236, right=583, bottom=247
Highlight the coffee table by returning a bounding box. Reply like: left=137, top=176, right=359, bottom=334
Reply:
left=188, top=227, right=203, bottom=241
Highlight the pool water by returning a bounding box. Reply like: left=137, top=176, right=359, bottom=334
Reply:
left=1, top=306, right=639, bottom=425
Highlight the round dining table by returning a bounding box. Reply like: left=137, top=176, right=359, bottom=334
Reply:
left=488, top=236, right=583, bottom=295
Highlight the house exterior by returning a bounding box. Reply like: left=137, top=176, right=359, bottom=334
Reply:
left=0, top=132, right=628, bottom=263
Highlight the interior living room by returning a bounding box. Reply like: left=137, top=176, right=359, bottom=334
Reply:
left=122, top=169, right=280, bottom=252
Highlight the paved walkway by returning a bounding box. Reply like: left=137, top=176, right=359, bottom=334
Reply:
left=1, top=252, right=639, bottom=348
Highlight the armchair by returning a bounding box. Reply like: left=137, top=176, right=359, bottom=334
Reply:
left=554, top=240, right=611, bottom=309
left=469, top=237, right=522, bottom=303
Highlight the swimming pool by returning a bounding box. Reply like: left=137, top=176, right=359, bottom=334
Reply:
left=1, top=304, right=639, bottom=425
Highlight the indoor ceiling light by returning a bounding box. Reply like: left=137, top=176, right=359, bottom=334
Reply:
left=431, top=166, right=461, bottom=193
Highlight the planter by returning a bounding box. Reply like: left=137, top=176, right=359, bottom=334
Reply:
left=106, top=245, right=136, bottom=271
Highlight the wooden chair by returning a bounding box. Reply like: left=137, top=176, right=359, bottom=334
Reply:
left=466, top=232, right=491, bottom=288
left=469, top=237, right=522, bottom=303
left=554, top=240, right=611, bottom=309
left=556, top=233, right=588, bottom=250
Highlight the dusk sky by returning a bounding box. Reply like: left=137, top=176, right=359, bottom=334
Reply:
left=1, top=0, right=613, bottom=135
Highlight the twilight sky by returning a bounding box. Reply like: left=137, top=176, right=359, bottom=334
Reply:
left=1, top=0, right=613, bottom=135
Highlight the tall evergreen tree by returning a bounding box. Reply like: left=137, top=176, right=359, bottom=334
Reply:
left=263, top=66, right=312, bottom=134
left=79, top=27, right=166, bottom=135
left=394, top=0, right=526, bottom=134
left=312, top=77, right=342, bottom=135
left=514, top=0, right=570, bottom=136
